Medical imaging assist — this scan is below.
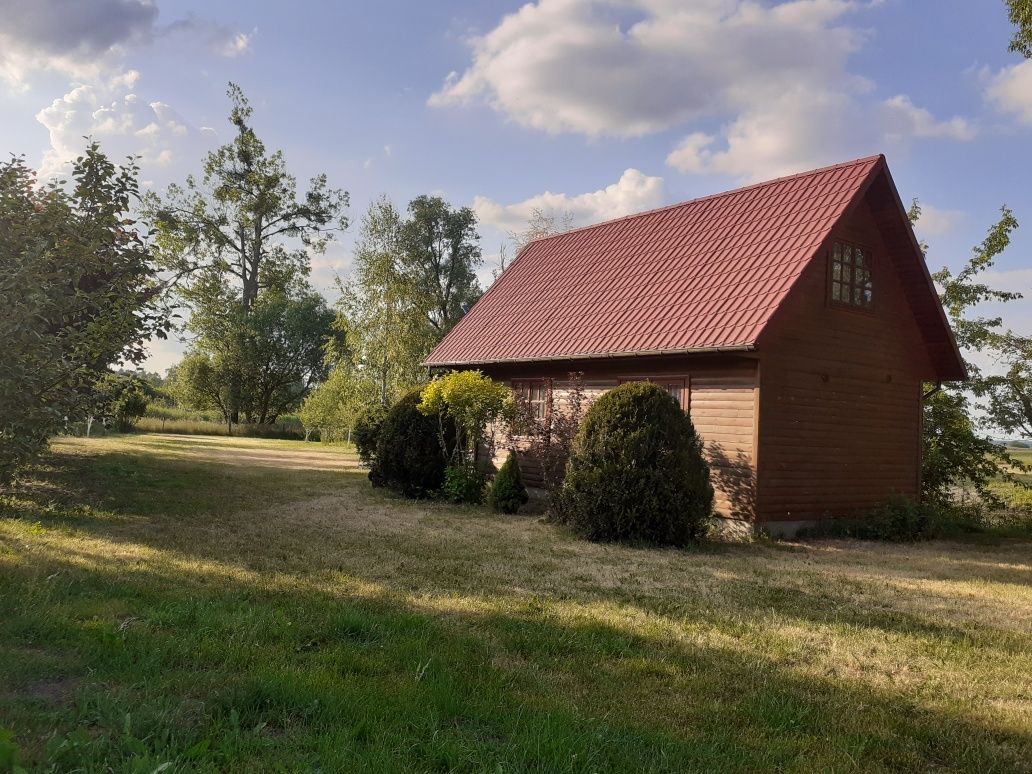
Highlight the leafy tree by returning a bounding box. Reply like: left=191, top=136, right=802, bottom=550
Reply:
left=922, top=390, right=1013, bottom=508
left=911, top=201, right=1029, bottom=501
left=400, top=195, right=482, bottom=335
left=335, top=197, right=432, bottom=406
left=974, top=335, right=1032, bottom=438
left=929, top=204, right=1021, bottom=359
left=1007, top=0, right=1032, bottom=57
left=0, top=145, right=166, bottom=483
left=168, top=351, right=238, bottom=433
left=419, top=370, right=509, bottom=469
left=239, top=290, right=336, bottom=423
left=145, top=84, right=347, bottom=423
left=90, top=373, right=150, bottom=432
left=147, top=83, right=347, bottom=315
left=298, top=364, right=377, bottom=442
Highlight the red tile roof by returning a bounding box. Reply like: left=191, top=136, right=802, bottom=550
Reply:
left=425, top=155, right=962, bottom=377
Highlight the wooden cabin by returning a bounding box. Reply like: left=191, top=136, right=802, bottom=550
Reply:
left=424, top=156, right=966, bottom=535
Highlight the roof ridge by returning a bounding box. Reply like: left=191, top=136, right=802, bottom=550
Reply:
left=522, top=154, right=885, bottom=249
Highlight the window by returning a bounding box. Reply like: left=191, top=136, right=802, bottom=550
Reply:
left=513, top=380, right=548, bottom=420
left=830, top=241, right=873, bottom=309
left=659, top=379, right=686, bottom=410
left=618, top=377, right=688, bottom=411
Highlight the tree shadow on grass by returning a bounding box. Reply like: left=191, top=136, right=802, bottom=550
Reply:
left=0, top=537, right=1029, bottom=772
left=5, top=448, right=1029, bottom=662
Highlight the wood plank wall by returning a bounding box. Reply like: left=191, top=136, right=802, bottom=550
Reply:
left=755, top=193, right=933, bottom=521
left=484, top=359, right=759, bottom=519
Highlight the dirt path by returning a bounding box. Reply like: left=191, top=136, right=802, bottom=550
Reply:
left=130, top=433, right=362, bottom=472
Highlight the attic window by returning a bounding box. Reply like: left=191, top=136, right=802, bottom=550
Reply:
left=830, top=242, right=873, bottom=309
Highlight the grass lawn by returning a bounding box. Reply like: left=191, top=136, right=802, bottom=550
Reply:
left=1, top=434, right=1030, bottom=772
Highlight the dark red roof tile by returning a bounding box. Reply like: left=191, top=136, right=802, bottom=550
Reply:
left=426, top=155, right=905, bottom=366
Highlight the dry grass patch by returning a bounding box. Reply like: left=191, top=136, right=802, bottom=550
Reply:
left=0, top=433, right=1030, bottom=771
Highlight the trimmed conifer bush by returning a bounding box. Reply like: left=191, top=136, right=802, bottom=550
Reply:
left=557, top=381, right=713, bottom=544
left=353, top=403, right=388, bottom=467
left=372, top=388, right=455, bottom=498
left=488, top=450, right=529, bottom=514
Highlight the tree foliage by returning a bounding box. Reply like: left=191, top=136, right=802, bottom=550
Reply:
left=334, top=197, right=432, bottom=406
left=0, top=146, right=165, bottom=483
left=922, top=390, right=1013, bottom=508
left=419, top=370, right=509, bottom=468
left=911, top=200, right=1028, bottom=501
left=147, top=84, right=346, bottom=425
left=90, top=373, right=150, bottom=432
left=1007, top=0, right=1032, bottom=58
left=557, top=382, right=713, bottom=545
left=299, top=364, right=377, bottom=442
left=400, top=195, right=482, bottom=335
left=168, top=351, right=238, bottom=432
left=147, top=83, right=347, bottom=315
left=974, top=336, right=1032, bottom=438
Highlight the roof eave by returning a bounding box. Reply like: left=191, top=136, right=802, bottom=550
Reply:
left=423, top=343, right=757, bottom=369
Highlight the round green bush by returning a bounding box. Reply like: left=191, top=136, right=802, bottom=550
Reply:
left=372, top=388, right=455, bottom=498
left=353, top=403, right=388, bottom=467
left=557, top=382, right=713, bottom=544
left=442, top=465, right=488, bottom=504
left=488, top=450, right=529, bottom=514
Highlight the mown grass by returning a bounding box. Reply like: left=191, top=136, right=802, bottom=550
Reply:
left=1, top=435, right=1030, bottom=772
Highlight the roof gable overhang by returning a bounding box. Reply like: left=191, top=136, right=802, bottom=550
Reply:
left=800, top=158, right=966, bottom=381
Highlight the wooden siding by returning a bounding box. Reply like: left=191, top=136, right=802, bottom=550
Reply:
left=755, top=191, right=931, bottom=521
left=690, top=370, right=758, bottom=520
left=482, top=357, right=758, bottom=519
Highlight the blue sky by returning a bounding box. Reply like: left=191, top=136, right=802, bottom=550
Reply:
left=1, top=0, right=1030, bottom=373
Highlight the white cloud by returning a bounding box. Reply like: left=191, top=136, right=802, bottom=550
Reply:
left=433, top=0, right=975, bottom=182
left=36, top=70, right=214, bottom=180
left=0, top=0, right=157, bottom=88
left=473, top=168, right=664, bottom=233
left=430, top=0, right=868, bottom=137
left=881, top=95, right=975, bottom=141
left=218, top=30, right=254, bottom=58
left=986, top=59, right=1032, bottom=125
left=0, top=1, right=253, bottom=88
left=913, top=203, right=965, bottom=237
left=665, top=89, right=975, bottom=183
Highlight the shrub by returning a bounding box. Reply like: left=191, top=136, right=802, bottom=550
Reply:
left=800, top=497, right=952, bottom=542
left=353, top=404, right=389, bottom=466
left=442, top=465, right=488, bottom=504
left=372, top=389, right=455, bottom=498
left=557, top=382, right=713, bottom=545
left=419, top=370, right=509, bottom=467
left=488, top=450, right=528, bottom=514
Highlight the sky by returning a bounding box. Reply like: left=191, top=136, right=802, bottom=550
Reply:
left=1, top=0, right=1030, bottom=375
